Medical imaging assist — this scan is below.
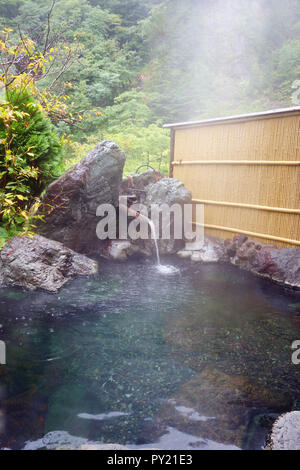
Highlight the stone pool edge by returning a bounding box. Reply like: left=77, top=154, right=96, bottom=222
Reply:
left=176, top=234, right=300, bottom=291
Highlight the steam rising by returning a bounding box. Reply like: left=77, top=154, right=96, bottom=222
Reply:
left=146, top=0, right=300, bottom=122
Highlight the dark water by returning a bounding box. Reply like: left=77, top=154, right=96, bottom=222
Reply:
left=0, top=258, right=300, bottom=450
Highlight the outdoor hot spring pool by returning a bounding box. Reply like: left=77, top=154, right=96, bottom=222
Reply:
left=0, top=258, right=300, bottom=450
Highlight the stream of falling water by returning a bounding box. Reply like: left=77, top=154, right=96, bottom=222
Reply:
left=141, top=214, right=179, bottom=275
left=147, top=218, right=161, bottom=265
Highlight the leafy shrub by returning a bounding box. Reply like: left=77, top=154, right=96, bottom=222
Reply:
left=0, top=87, right=63, bottom=239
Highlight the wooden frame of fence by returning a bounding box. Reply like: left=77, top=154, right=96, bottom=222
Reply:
left=164, top=107, right=300, bottom=247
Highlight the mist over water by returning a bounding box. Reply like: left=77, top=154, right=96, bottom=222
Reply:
left=146, top=0, right=300, bottom=122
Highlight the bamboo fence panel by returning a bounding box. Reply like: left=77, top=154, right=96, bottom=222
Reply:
left=166, top=110, right=300, bottom=247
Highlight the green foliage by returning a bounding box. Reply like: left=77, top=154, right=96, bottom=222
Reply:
left=101, top=89, right=155, bottom=130
left=17, top=0, right=140, bottom=114
left=97, top=90, right=169, bottom=174
left=0, top=225, right=23, bottom=249
left=88, top=0, right=162, bottom=27
left=267, top=40, right=300, bottom=103
left=0, top=0, right=23, bottom=20
left=3, top=0, right=300, bottom=135
left=104, top=124, right=170, bottom=175
left=64, top=123, right=170, bottom=177
left=141, top=0, right=300, bottom=121
left=0, top=87, right=63, bottom=236
left=1, top=87, right=63, bottom=193
left=1, top=0, right=300, bottom=248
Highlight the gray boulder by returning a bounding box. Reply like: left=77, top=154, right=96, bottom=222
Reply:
left=144, top=178, right=192, bottom=254
left=154, top=369, right=291, bottom=449
left=258, top=247, right=300, bottom=288
left=144, top=177, right=192, bottom=207
left=117, top=174, right=193, bottom=257
left=121, top=169, right=163, bottom=200
left=38, top=141, right=126, bottom=255
left=268, top=412, right=300, bottom=450
left=0, top=235, right=98, bottom=292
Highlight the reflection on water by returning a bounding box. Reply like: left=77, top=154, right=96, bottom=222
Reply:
left=0, top=257, right=299, bottom=450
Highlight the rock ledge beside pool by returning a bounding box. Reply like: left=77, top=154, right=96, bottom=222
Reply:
left=267, top=411, right=300, bottom=450
left=0, top=235, right=98, bottom=292
left=178, top=234, right=300, bottom=289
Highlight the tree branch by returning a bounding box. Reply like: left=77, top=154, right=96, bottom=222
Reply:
left=44, top=0, right=57, bottom=55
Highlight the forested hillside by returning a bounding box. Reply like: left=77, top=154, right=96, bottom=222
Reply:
left=1, top=0, right=300, bottom=163
left=1, top=0, right=300, bottom=243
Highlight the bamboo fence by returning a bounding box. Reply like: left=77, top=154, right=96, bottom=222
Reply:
left=164, top=108, right=300, bottom=247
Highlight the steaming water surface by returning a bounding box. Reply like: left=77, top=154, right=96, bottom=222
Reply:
left=0, top=258, right=300, bottom=450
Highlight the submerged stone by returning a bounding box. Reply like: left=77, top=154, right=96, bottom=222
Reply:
left=156, top=369, right=292, bottom=448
